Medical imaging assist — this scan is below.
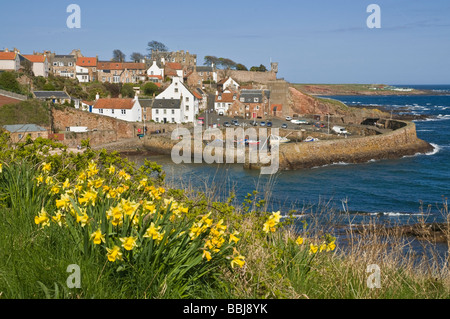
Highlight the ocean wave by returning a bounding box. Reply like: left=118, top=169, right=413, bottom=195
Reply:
left=413, top=115, right=450, bottom=122
left=426, top=143, right=441, bottom=156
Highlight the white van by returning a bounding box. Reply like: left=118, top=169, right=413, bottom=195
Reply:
left=332, top=126, right=348, bottom=135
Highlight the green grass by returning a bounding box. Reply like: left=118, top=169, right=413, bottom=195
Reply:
left=0, top=100, right=51, bottom=127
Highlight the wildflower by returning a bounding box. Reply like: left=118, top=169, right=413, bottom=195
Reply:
left=78, top=189, right=98, bottom=207
left=142, top=200, right=156, bottom=215
left=106, top=246, right=123, bottom=262
left=263, top=211, right=282, bottom=233
left=62, top=178, right=70, bottom=190
left=319, top=243, right=327, bottom=252
left=41, top=162, right=51, bottom=173
left=106, top=165, right=115, bottom=175
left=0, top=163, right=2, bottom=173
left=36, top=175, right=44, bottom=186
left=118, top=170, right=130, bottom=180
left=309, top=244, right=319, bottom=255
left=144, top=222, right=162, bottom=240
left=34, top=208, right=50, bottom=227
left=90, top=229, right=106, bottom=245
left=106, top=205, right=123, bottom=226
left=229, top=231, right=240, bottom=244
left=327, top=241, right=336, bottom=252
left=76, top=211, right=90, bottom=227
left=45, top=176, right=54, bottom=186
left=87, top=161, right=99, bottom=178
left=202, top=250, right=212, bottom=261
left=120, top=236, right=138, bottom=251
left=120, top=198, right=139, bottom=216
left=295, top=236, right=304, bottom=245
left=107, top=188, right=118, bottom=199
left=52, top=212, right=65, bottom=227
left=77, top=171, right=87, bottom=182
left=231, top=254, right=245, bottom=268
left=50, top=185, right=60, bottom=195
left=138, top=178, right=148, bottom=189
left=55, top=193, right=71, bottom=211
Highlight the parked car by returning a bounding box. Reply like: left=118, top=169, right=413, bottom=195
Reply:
left=332, top=125, right=348, bottom=135
left=266, top=121, right=272, bottom=127
left=291, top=119, right=309, bottom=125
left=224, top=121, right=231, bottom=127
left=281, top=123, right=288, bottom=129
left=286, top=116, right=292, bottom=121
left=251, top=121, right=258, bottom=126
left=260, top=121, right=266, bottom=127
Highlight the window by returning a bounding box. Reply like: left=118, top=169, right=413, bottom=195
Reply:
left=185, top=97, right=189, bottom=102
left=99, top=109, right=103, bottom=114
left=163, top=109, right=167, bottom=115
left=171, top=109, right=175, bottom=115
left=218, top=96, right=222, bottom=100
left=102, top=77, right=106, bottom=82
left=111, top=109, right=114, bottom=114
left=53, top=62, right=58, bottom=66
left=68, top=62, right=73, bottom=66
left=121, top=110, right=126, bottom=115
left=172, top=118, right=175, bottom=122
left=240, top=97, right=245, bottom=102
left=155, top=109, right=159, bottom=114
left=155, top=117, right=159, bottom=122
left=254, top=98, right=259, bottom=102
left=174, top=88, right=178, bottom=93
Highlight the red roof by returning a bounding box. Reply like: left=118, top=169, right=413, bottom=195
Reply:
left=77, top=57, right=97, bottom=67
left=215, top=92, right=237, bottom=103
left=0, top=52, right=17, bottom=60
left=166, top=62, right=182, bottom=70
left=23, top=55, right=46, bottom=63
left=93, top=98, right=135, bottom=110
left=97, top=61, right=146, bottom=70
left=193, top=90, right=202, bottom=100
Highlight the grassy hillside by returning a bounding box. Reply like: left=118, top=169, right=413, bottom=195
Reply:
left=0, top=100, right=51, bottom=127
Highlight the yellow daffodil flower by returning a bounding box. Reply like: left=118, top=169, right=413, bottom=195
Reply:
left=106, top=246, right=123, bottom=262
left=202, top=250, right=212, bottom=261
left=295, top=236, right=304, bottom=245
left=120, top=236, right=138, bottom=251
left=90, top=229, right=106, bottom=245
left=309, top=244, right=319, bottom=255
left=34, top=208, right=50, bottom=227
left=231, top=254, right=245, bottom=268
left=41, top=162, right=51, bottom=173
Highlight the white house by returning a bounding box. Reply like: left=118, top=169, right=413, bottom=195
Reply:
left=214, top=89, right=238, bottom=115
left=154, top=76, right=199, bottom=123
left=152, top=99, right=183, bottom=124
left=22, top=55, right=49, bottom=77
left=218, top=77, right=240, bottom=92
left=92, top=95, right=142, bottom=122
left=0, top=51, right=20, bottom=72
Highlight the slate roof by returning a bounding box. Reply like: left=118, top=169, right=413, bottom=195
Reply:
left=138, top=99, right=154, bottom=108
left=152, top=99, right=181, bottom=109
left=33, top=91, right=71, bottom=99
left=195, top=66, right=214, bottom=72
left=239, top=89, right=270, bottom=103
left=3, top=124, right=47, bottom=133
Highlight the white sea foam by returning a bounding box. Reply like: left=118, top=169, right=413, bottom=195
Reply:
left=426, top=143, right=441, bottom=156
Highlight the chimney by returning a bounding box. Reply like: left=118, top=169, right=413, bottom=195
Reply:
left=95, top=93, right=100, bottom=100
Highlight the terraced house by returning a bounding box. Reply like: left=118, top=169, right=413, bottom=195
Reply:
left=76, top=57, right=97, bottom=82
left=49, top=55, right=77, bottom=79
left=92, top=95, right=142, bottom=122
left=97, top=61, right=146, bottom=84
left=22, top=54, right=49, bottom=77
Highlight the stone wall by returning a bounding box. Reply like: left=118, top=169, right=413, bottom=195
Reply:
left=276, top=120, right=433, bottom=170
left=51, top=107, right=184, bottom=147
left=218, top=70, right=276, bottom=84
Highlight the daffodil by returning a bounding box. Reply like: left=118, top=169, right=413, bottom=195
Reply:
left=87, top=161, right=99, bottom=178
left=34, top=208, right=50, bottom=227
left=202, top=250, right=212, bottom=261
left=120, top=236, right=138, bottom=251
left=41, top=162, right=51, bottom=173
left=36, top=175, right=44, bottom=186
left=229, top=231, right=240, bottom=244
left=78, top=189, right=98, bottom=206
left=50, top=185, right=60, bottom=195
left=106, top=246, right=123, bottom=262
left=52, top=212, right=65, bottom=227
left=309, top=244, right=319, bottom=255
left=0, top=163, right=3, bottom=173
left=55, top=193, right=71, bottom=210
left=327, top=241, right=336, bottom=252
left=144, top=222, right=162, bottom=240
left=295, top=236, right=304, bottom=245
left=106, top=165, right=115, bottom=175
left=76, top=211, right=90, bottom=227
left=118, top=170, right=130, bottom=180
left=231, top=254, right=245, bottom=268
left=62, top=178, right=70, bottom=190
left=90, top=229, right=106, bottom=245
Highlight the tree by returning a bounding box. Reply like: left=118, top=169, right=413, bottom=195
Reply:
left=218, top=58, right=237, bottom=70
left=204, top=55, right=220, bottom=67
left=112, top=50, right=126, bottom=62
left=121, top=83, right=135, bottom=98
left=236, top=63, right=248, bottom=71
left=141, top=82, right=159, bottom=96
left=103, top=82, right=121, bottom=98
left=250, top=64, right=268, bottom=72
left=147, top=41, right=169, bottom=60
left=130, top=52, right=145, bottom=63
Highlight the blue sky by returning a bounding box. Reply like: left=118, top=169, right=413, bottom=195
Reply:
left=1, top=0, right=449, bottom=84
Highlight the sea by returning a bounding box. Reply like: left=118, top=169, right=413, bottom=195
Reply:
left=126, top=84, right=450, bottom=254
